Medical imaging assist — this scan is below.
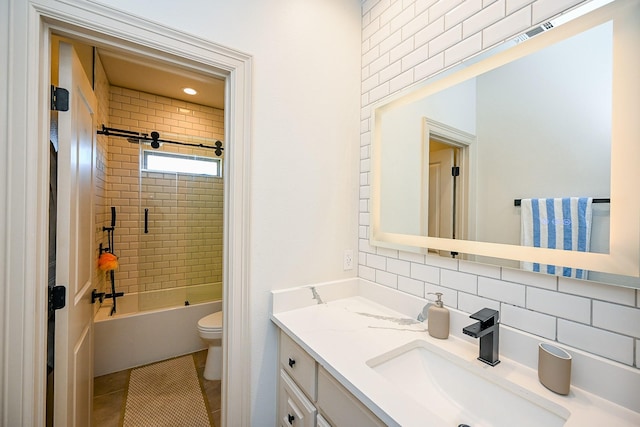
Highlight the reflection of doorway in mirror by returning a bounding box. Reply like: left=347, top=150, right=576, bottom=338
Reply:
left=428, top=139, right=460, bottom=257
left=423, top=118, right=475, bottom=258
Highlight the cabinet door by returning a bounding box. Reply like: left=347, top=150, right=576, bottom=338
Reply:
left=280, top=331, right=317, bottom=401
left=317, top=414, right=332, bottom=427
left=316, top=367, right=385, bottom=427
left=279, top=370, right=316, bottom=427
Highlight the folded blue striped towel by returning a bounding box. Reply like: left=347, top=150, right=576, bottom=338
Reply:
left=520, top=197, right=593, bottom=279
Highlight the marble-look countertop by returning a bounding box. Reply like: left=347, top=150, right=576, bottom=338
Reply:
left=271, top=279, right=640, bottom=427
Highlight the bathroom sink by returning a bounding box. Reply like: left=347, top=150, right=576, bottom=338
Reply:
left=367, top=340, right=569, bottom=427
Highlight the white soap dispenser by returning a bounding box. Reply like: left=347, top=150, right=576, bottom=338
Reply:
left=427, top=292, right=450, bottom=339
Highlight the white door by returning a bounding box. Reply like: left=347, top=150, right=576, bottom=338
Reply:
left=54, top=41, right=97, bottom=427
left=428, top=148, right=454, bottom=255
left=428, top=147, right=454, bottom=238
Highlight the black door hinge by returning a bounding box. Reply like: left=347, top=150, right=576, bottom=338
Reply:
left=51, top=85, right=69, bottom=111
left=452, top=166, right=460, bottom=177
left=49, top=285, right=66, bottom=311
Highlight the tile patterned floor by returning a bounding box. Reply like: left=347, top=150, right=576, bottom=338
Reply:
left=93, top=350, right=221, bottom=427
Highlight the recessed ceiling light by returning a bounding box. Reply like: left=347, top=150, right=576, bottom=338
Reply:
left=183, top=87, right=197, bottom=95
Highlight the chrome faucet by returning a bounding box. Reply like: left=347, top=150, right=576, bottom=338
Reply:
left=462, top=308, right=500, bottom=366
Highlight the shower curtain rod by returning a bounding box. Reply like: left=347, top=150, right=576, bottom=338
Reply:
left=97, top=125, right=224, bottom=156
left=514, top=198, right=610, bottom=206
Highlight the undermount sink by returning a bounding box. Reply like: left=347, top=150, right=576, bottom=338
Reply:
left=367, top=340, right=570, bottom=427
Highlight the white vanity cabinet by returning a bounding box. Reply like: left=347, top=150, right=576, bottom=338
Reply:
left=277, top=330, right=385, bottom=427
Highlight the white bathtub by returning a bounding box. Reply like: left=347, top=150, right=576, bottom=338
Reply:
left=94, top=284, right=222, bottom=376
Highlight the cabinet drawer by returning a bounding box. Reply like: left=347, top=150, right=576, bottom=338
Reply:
left=279, top=369, right=316, bottom=427
left=316, top=414, right=332, bottom=427
left=280, top=331, right=317, bottom=401
left=317, top=366, right=385, bottom=427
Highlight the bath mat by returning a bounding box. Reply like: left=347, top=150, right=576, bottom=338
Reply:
left=121, top=355, right=212, bottom=427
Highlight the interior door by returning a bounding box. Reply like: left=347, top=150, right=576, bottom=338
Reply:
left=428, top=148, right=454, bottom=255
left=54, top=41, right=97, bottom=427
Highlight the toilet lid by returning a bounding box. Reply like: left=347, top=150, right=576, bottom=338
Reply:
left=198, top=311, right=223, bottom=330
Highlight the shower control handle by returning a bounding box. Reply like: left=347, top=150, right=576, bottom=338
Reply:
left=288, top=358, right=296, bottom=368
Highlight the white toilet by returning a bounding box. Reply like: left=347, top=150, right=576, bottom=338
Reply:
left=197, top=311, right=223, bottom=380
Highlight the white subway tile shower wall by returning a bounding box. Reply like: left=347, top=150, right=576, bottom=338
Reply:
left=359, top=0, right=640, bottom=368
left=106, top=86, right=224, bottom=295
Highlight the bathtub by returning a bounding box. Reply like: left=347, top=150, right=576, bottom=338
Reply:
left=94, top=283, right=222, bottom=376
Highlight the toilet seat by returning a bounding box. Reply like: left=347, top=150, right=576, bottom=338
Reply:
left=198, top=311, right=222, bottom=333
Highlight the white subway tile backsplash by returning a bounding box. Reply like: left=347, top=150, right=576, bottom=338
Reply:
left=428, top=0, right=463, bottom=23
left=379, top=29, right=403, bottom=54
left=362, top=74, right=380, bottom=94
left=379, top=60, right=403, bottom=83
left=389, top=69, right=415, bottom=93
left=531, top=0, right=584, bottom=24
left=387, top=258, right=411, bottom=276
left=390, top=3, right=417, bottom=32
left=415, top=17, right=445, bottom=48
left=500, top=303, right=556, bottom=339
left=398, top=276, right=425, bottom=297
left=416, top=0, right=438, bottom=14
left=368, top=82, right=391, bottom=103
left=559, top=277, right=636, bottom=306
left=507, top=0, right=534, bottom=15
left=445, top=0, right=483, bottom=30
left=361, top=265, right=376, bottom=281
left=400, top=44, right=430, bottom=71
left=367, top=253, right=387, bottom=270
left=558, top=319, right=634, bottom=365
left=462, top=0, right=505, bottom=38
left=389, top=37, right=416, bottom=63
left=401, top=9, right=431, bottom=40
left=411, top=262, right=440, bottom=283
left=459, top=292, right=500, bottom=314
left=441, top=269, right=477, bottom=294
left=593, top=301, right=640, bottom=338
left=444, top=32, right=482, bottom=66
left=360, top=0, right=634, bottom=376
left=370, top=23, right=392, bottom=47
left=478, top=277, right=525, bottom=306
left=428, top=23, right=462, bottom=55
left=527, top=287, right=590, bottom=323
left=377, top=270, right=399, bottom=288
left=363, top=45, right=381, bottom=67
left=414, top=52, right=444, bottom=81
left=369, top=52, right=391, bottom=75
left=482, top=5, right=531, bottom=48
left=380, top=1, right=404, bottom=26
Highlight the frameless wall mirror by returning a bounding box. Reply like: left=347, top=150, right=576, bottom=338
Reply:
left=370, top=0, right=640, bottom=288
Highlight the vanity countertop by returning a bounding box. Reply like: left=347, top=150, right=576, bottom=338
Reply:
left=271, top=279, right=640, bottom=427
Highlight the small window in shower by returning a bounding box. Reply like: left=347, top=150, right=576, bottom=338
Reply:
left=143, top=151, right=222, bottom=177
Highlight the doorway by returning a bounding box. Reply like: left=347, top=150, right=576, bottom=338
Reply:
left=29, top=4, right=252, bottom=425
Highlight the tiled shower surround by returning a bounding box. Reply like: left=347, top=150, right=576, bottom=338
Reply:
left=358, top=0, right=640, bottom=368
left=96, top=82, right=224, bottom=296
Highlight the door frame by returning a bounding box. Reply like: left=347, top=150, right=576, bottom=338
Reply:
left=2, top=1, right=252, bottom=425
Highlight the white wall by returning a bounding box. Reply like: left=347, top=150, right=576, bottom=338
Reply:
left=0, top=0, right=362, bottom=424
left=360, top=0, right=640, bottom=378
left=95, top=0, right=363, bottom=420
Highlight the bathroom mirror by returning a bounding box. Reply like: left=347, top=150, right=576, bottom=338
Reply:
left=370, top=0, right=640, bottom=286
